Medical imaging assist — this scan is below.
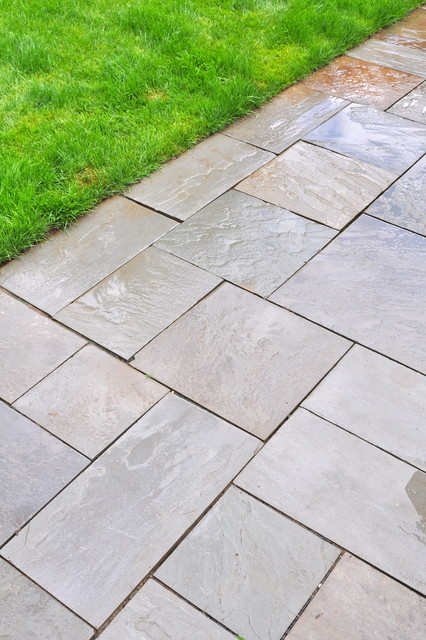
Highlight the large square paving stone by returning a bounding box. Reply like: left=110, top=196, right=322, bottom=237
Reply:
left=133, top=283, right=350, bottom=439
left=0, top=196, right=175, bottom=314
left=55, top=247, right=220, bottom=358
left=373, top=7, right=426, bottom=51
left=156, top=486, right=339, bottom=640
left=0, top=290, right=85, bottom=403
left=0, top=401, right=87, bottom=545
left=236, top=408, right=426, bottom=595
left=2, top=394, right=260, bottom=627
left=270, top=215, right=426, bottom=373
left=347, top=40, right=426, bottom=77
left=125, top=134, right=273, bottom=220
left=287, top=554, right=426, bottom=640
left=156, top=191, right=337, bottom=297
left=14, top=344, right=167, bottom=458
left=236, top=141, right=396, bottom=229
left=388, top=81, right=426, bottom=124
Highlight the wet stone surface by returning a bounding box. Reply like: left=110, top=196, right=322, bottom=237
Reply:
left=133, top=283, right=350, bottom=439
left=374, top=8, right=426, bottom=51
left=236, top=141, right=395, bottom=229
left=156, top=486, right=339, bottom=640
left=236, top=408, right=426, bottom=595
left=388, top=81, right=426, bottom=124
left=347, top=40, right=426, bottom=77
left=156, top=190, right=337, bottom=297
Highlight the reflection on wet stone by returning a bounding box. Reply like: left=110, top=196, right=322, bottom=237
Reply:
left=347, top=40, right=426, bottom=77
left=388, top=81, right=426, bottom=124
left=374, top=7, right=426, bottom=51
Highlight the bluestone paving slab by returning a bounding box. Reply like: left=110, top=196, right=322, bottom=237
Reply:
left=55, top=247, right=220, bottom=358
left=125, top=134, right=273, bottom=220
left=367, top=155, right=426, bottom=236
left=2, top=394, right=260, bottom=627
left=374, top=7, right=426, bottom=50
left=133, top=283, right=350, bottom=439
left=388, top=81, right=426, bottom=123
left=348, top=40, right=426, bottom=77
left=99, top=580, right=235, bottom=640
left=0, top=401, right=87, bottom=545
left=156, top=486, right=339, bottom=640
left=270, top=215, right=426, bottom=373
left=286, top=554, right=426, bottom=640
left=303, top=103, right=426, bottom=173
left=156, top=190, right=337, bottom=297
left=224, top=84, right=347, bottom=153
left=0, top=196, right=175, bottom=314
left=303, top=345, right=426, bottom=470
left=0, top=560, right=93, bottom=640
left=0, top=290, right=85, bottom=403
left=236, top=141, right=396, bottom=229
left=14, top=344, right=167, bottom=458
left=236, top=408, right=426, bottom=594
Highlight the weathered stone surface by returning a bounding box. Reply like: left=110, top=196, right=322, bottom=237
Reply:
left=14, top=344, right=167, bottom=458
left=302, top=55, right=422, bottom=109
left=303, top=345, right=426, bottom=470
left=157, top=487, right=339, bottom=640
left=2, top=395, right=259, bottom=627
left=304, top=103, right=426, bottom=174
left=125, top=134, right=273, bottom=220
left=0, top=290, right=85, bottom=403
left=374, top=7, right=426, bottom=50
left=99, top=580, right=235, bottom=640
left=156, top=191, right=337, bottom=296
left=224, top=85, right=347, bottom=152
left=388, top=81, right=426, bottom=124
left=55, top=247, right=220, bottom=358
left=133, top=283, right=350, bottom=439
left=237, top=141, right=396, bottom=229
left=270, top=215, right=426, bottom=373
left=347, top=40, right=426, bottom=77
left=0, top=197, right=175, bottom=314
left=0, top=559, right=93, bottom=640
left=236, top=408, right=426, bottom=595
left=287, top=554, right=426, bottom=640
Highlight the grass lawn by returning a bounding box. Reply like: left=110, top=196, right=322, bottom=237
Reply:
left=0, top=0, right=421, bottom=262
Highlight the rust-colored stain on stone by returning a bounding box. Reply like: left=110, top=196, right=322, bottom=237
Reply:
left=374, top=7, right=426, bottom=51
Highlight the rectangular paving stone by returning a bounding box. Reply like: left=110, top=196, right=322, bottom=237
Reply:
left=236, top=408, right=426, bottom=595
left=373, top=7, right=426, bottom=51
left=236, top=141, right=396, bottom=229
left=156, top=190, right=337, bottom=297
left=388, top=80, right=426, bottom=124
left=0, top=401, right=87, bottom=545
left=348, top=40, right=426, bottom=77
left=270, top=215, right=426, bottom=373
left=0, top=560, right=93, bottom=640
left=14, top=344, right=167, bottom=458
left=125, top=134, right=274, bottom=220
left=156, top=486, right=339, bottom=640
left=224, top=84, right=347, bottom=153
left=2, top=394, right=260, bottom=627
left=302, top=55, right=422, bottom=109
left=133, top=283, right=350, bottom=439
left=0, top=290, right=85, bottom=403
left=303, top=345, right=426, bottom=471
left=367, top=155, right=426, bottom=236
left=286, top=554, right=426, bottom=640
left=55, top=247, right=220, bottom=358
left=99, top=580, right=235, bottom=640
left=0, top=196, right=175, bottom=314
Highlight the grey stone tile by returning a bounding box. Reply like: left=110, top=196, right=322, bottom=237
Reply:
left=133, top=283, right=350, bottom=439
left=303, top=345, right=426, bottom=471
left=0, top=401, right=87, bottom=545
left=156, top=191, right=337, bottom=297
left=347, top=40, right=426, bottom=77
left=14, top=344, right=167, bottom=458
left=125, top=134, right=274, bottom=220
left=367, top=155, right=426, bottom=235
left=287, top=554, right=426, bottom=640
left=388, top=81, right=426, bottom=124
left=0, top=559, right=93, bottom=640
left=236, top=408, right=426, bottom=595
left=55, top=247, right=220, bottom=358
left=270, top=215, right=426, bottom=374
left=0, top=196, right=175, bottom=314
left=156, top=487, right=339, bottom=640
left=99, top=580, right=235, bottom=640
left=2, top=395, right=259, bottom=627
left=0, top=290, right=85, bottom=403
left=304, top=103, right=426, bottom=174
left=224, top=85, right=347, bottom=153
left=236, top=141, right=396, bottom=229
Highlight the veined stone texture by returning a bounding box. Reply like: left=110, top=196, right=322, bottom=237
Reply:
left=347, top=40, right=426, bottom=77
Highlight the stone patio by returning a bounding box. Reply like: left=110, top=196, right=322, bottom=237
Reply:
left=0, top=8, right=425, bottom=639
